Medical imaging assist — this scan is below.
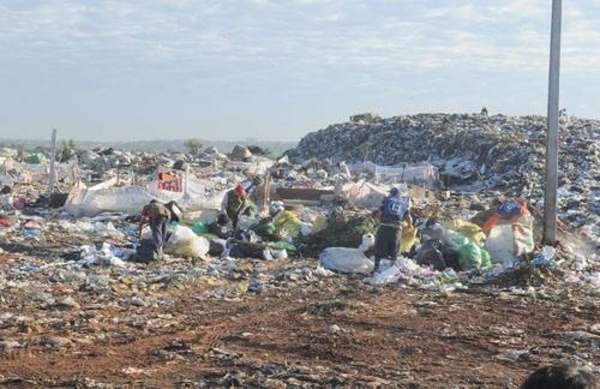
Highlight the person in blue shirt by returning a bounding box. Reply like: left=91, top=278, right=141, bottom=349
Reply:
left=372, top=187, right=413, bottom=274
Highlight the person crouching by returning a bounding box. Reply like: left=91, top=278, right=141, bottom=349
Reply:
left=139, top=200, right=171, bottom=260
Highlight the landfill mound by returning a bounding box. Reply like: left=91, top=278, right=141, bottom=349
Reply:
left=287, top=113, right=600, bottom=235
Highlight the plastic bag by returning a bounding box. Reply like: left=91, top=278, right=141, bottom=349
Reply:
left=165, top=225, right=210, bottom=258
left=132, top=239, right=159, bottom=263
left=485, top=216, right=534, bottom=264
left=452, top=234, right=469, bottom=246
left=312, top=214, right=328, bottom=233
left=300, top=222, right=313, bottom=236
left=369, top=265, right=402, bottom=285
left=165, top=237, right=210, bottom=258
left=320, top=247, right=373, bottom=274
left=234, top=229, right=260, bottom=243
left=480, top=249, right=492, bottom=269
left=441, top=243, right=461, bottom=271
left=168, top=225, right=197, bottom=244
left=419, top=219, right=446, bottom=241
left=458, top=243, right=482, bottom=270
left=400, top=224, right=418, bottom=253
left=444, top=219, right=485, bottom=244
left=78, top=243, right=129, bottom=267
left=273, top=210, right=302, bottom=238
left=190, top=221, right=208, bottom=235
left=416, top=240, right=446, bottom=271
left=267, top=240, right=297, bottom=253
left=513, top=221, right=534, bottom=257
left=250, top=220, right=277, bottom=238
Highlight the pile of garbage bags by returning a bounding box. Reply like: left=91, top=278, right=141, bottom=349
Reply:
left=317, top=211, right=535, bottom=277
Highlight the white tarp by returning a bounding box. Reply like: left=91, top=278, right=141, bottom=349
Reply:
left=341, top=180, right=410, bottom=210
left=64, top=178, right=227, bottom=217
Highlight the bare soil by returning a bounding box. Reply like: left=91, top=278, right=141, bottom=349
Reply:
left=0, top=259, right=599, bottom=389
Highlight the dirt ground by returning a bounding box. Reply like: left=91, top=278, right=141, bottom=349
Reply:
left=1, top=257, right=599, bottom=389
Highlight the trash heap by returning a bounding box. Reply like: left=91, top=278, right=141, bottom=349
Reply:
left=0, top=128, right=597, bottom=314
left=1, top=124, right=600, bottom=387
left=287, top=113, right=600, bottom=242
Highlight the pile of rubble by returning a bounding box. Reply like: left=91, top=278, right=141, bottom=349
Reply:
left=287, top=113, right=600, bottom=241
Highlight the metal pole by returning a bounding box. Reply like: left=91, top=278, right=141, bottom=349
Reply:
left=184, top=163, right=190, bottom=195
left=48, top=129, right=58, bottom=196
left=543, top=0, right=562, bottom=245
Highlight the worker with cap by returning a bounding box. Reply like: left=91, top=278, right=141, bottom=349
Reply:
left=372, top=187, right=413, bottom=274
left=482, top=197, right=529, bottom=233
left=221, top=184, right=250, bottom=230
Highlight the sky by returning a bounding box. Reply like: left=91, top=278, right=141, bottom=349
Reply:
left=1, top=0, right=599, bottom=142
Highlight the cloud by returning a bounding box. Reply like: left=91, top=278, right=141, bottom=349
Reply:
left=292, top=0, right=336, bottom=4
left=247, top=0, right=269, bottom=6
left=311, top=12, right=346, bottom=22
left=421, top=4, right=491, bottom=23
left=488, top=0, right=546, bottom=18
left=0, top=0, right=598, bottom=82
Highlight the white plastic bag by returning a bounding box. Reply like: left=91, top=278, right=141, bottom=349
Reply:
left=485, top=223, right=533, bottom=264
left=319, top=248, right=373, bottom=274
left=369, top=265, right=402, bottom=285
left=77, top=243, right=128, bottom=267
left=167, top=225, right=197, bottom=244
left=165, top=225, right=209, bottom=258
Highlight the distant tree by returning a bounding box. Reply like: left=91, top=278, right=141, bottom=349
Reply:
left=57, top=139, right=78, bottom=162
left=184, top=139, right=203, bottom=154
left=247, top=145, right=272, bottom=157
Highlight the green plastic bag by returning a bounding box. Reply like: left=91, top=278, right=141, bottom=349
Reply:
left=459, top=243, right=482, bottom=270
left=251, top=221, right=277, bottom=238
left=452, top=235, right=469, bottom=247
left=480, top=249, right=491, bottom=269
left=191, top=222, right=208, bottom=235
left=267, top=240, right=297, bottom=252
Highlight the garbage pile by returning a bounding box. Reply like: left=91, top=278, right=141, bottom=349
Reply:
left=0, top=130, right=597, bottom=309
left=287, top=113, right=600, bottom=241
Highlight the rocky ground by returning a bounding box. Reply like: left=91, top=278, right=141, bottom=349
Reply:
left=1, top=251, right=600, bottom=388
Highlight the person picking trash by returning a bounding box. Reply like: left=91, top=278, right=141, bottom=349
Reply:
left=482, top=197, right=529, bottom=233
left=372, top=187, right=413, bottom=274
left=138, top=200, right=172, bottom=260
left=221, top=184, right=251, bottom=230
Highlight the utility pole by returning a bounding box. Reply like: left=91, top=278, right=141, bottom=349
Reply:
left=543, top=0, right=562, bottom=245
left=48, top=129, right=58, bottom=196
